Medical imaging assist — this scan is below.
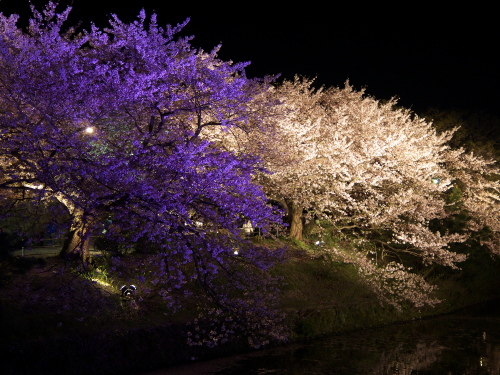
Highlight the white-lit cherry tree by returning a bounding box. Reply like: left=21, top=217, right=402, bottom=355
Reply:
left=207, top=77, right=500, bottom=308
left=269, top=78, right=500, bottom=307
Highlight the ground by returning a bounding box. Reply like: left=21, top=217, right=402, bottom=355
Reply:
left=2, top=240, right=500, bottom=374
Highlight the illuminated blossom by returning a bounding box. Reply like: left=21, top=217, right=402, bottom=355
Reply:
left=0, top=2, right=284, bottom=345
left=205, top=77, right=500, bottom=307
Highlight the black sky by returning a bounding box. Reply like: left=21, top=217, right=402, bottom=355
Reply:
left=1, top=0, right=499, bottom=116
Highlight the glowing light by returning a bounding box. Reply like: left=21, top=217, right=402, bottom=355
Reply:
left=120, top=284, right=136, bottom=297
left=91, top=278, right=111, bottom=287
left=84, top=126, right=94, bottom=134
left=431, top=178, right=440, bottom=184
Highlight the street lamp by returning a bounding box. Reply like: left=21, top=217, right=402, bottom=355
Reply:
left=84, top=126, right=94, bottom=134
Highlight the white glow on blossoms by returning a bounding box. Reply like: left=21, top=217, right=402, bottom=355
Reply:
left=24, top=183, right=44, bottom=190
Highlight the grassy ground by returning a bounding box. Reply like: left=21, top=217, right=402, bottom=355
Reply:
left=1, top=236, right=500, bottom=374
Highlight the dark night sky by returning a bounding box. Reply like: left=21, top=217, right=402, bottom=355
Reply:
left=1, top=0, right=499, bottom=116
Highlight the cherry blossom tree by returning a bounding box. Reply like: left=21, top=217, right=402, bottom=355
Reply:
left=273, top=79, right=499, bottom=253
left=0, top=3, right=286, bottom=344
left=207, top=77, right=500, bottom=307
left=217, top=78, right=461, bottom=259
left=267, top=78, right=500, bottom=305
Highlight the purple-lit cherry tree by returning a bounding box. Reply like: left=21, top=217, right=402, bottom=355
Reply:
left=0, top=3, right=286, bottom=345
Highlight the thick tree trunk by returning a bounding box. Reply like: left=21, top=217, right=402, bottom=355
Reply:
left=59, top=209, right=93, bottom=264
left=287, top=200, right=304, bottom=241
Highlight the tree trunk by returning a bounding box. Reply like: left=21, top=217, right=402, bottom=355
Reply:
left=59, top=209, right=93, bottom=264
left=287, top=200, right=304, bottom=241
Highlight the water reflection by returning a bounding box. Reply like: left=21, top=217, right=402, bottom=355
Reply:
left=144, top=300, right=500, bottom=375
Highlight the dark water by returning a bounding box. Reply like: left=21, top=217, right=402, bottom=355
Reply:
left=145, top=300, right=500, bottom=375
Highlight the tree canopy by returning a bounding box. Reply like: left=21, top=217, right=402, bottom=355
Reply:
left=205, top=77, right=500, bottom=307
left=0, top=2, right=287, bottom=345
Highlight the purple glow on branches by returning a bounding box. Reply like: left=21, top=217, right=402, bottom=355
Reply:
left=0, top=2, right=285, bottom=346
